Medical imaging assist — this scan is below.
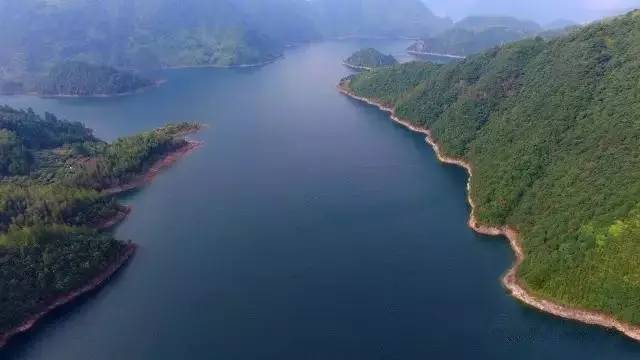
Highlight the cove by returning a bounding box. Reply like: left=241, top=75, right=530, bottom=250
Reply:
left=1, top=40, right=639, bottom=359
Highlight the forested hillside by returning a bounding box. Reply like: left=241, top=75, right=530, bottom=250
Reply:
left=342, top=11, right=640, bottom=324
left=38, top=62, right=154, bottom=96
left=0, top=105, right=199, bottom=337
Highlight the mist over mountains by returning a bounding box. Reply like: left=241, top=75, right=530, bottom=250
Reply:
left=0, top=0, right=454, bottom=92
left=1, top=0, right=637, bottom=94
left=422, top=0, right=639, bottom=23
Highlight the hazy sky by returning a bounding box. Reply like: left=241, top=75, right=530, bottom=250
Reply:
left=422, top=0, right=640, bottom=24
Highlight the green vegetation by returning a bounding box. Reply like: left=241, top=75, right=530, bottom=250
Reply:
left=38, top=62, right=154, bottom=97
left=344, top=11, right=640, bottom=324
left=0, top=105, right=199, bottom=335
left=0, top=226, right=126, bottom=334
left=344, top=48, right=398, bottom=69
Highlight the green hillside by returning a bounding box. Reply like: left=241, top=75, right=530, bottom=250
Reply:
left=38, top=62, right=154, bottom=96
left=343, top=11, right=640, bottom=324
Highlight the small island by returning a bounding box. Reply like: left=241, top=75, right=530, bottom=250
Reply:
left=0, top=106, right=201, bottom=347
left=343, top=48, right=398, bottom=71
left=37, top=61, right=156, bottom=97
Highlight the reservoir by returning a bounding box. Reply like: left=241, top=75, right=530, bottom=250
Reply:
left=1, top=40, right=639, bottom=359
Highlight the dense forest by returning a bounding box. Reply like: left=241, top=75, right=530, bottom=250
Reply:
left=38, top=62, right=154, bottom=97
left=344, top=48, right=398, bottom=70
left=0, top=105, right=199, bottom=336
left=343, top=11, right=640, bottom=324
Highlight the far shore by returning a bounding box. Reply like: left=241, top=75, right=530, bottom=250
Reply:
left=1, top=79, right=168, bottom=100
left=161, top=55, right=283, bottom=70
left=0, top=56, right=283, bottom=99
left=337, top=80, right=640, bottom=342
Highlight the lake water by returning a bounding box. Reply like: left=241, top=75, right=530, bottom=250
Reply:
left=1, top=40, right=640, bottom=359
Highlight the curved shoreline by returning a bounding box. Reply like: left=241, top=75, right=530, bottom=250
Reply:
left=337, top=82, right=640, bottom=342
left=103, top=139, right=203, bottom=196
left=0, top=243, right=137, bottom=349
left=0, top=131, right=203, bottom=349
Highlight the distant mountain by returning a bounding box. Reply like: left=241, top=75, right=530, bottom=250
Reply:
left=344, top=48, right=398, bottom=70
left=454, top=16, right=542, bottom=33
left=408, top=27, right=528, bottom=58
left=232, top=0, right=321, bottom=44
left=0, top=0, right=294, bottom=92
left=408, top=16, right=543, bottom=58
left=0, top=0, right=452, bottom=93
left=545, top=19, right=579, bottom=30
left=309, top=0, right=452, bottom=38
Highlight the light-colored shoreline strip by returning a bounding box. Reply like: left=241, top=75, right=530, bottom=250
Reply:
left=342, top=62, right=374, bottom=71
left=338, top=82, right=640, bottom=342
left=407, top=50, right=466, bottom=59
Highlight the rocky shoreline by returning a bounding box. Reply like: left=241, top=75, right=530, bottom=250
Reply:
left=0, top=243, right=137, bottom=349
left=338, top=80, right=640, bottom=342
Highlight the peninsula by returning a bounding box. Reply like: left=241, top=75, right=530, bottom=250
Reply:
left=0, top=106, right=201, bottom=348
